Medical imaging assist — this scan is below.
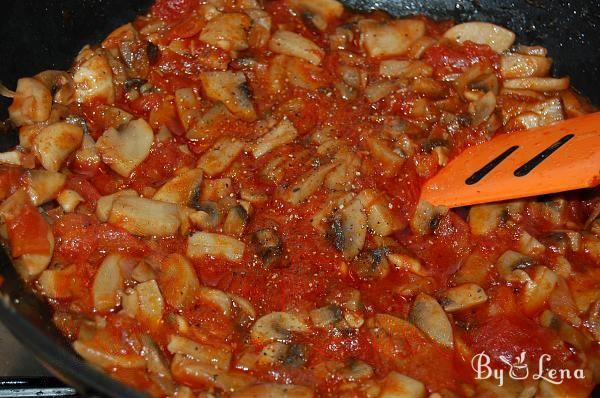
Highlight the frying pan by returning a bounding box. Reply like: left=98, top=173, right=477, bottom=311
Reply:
left=0, top=1, right=598, bottom=396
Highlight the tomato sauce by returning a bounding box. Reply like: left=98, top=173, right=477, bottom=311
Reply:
left=0, top=0, right=599, bottom=397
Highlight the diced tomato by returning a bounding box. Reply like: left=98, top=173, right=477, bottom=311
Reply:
left=466, top=313, right=570, bottom=368
left=151, top=0, right=198, bottom=22
left=96, top=224, right=148, bottom=256
left=0, top=166, right=23, bottom=200
left=127, top=139, right=195, bottom=191
left=7, top=202, right=51, bottom=257
left=422, top=41, right=500, bottom=78
left=128, top=92, right=166, bottom=118
left=53, top=213, right=98, bottom=264
left=166, top=15, right=204, bottom=39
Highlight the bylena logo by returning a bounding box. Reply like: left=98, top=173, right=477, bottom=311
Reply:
left=471, top=352, right=585, bottom=386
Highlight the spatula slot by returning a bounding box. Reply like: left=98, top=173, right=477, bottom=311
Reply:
left=465, top=145, right=519, bottom=185
left=514, top=134, right=574, bottom=177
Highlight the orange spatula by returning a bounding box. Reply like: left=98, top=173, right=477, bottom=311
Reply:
left=420, top=112, right=600, bottom=208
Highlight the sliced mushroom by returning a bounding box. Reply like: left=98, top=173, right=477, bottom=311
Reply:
left=251, top=228, right=283, bottom=267
left=73, top=340, right=145, bottom=369
left=250, top=312, right=309, bottom=343
left=198, top=137, right=244, bottom=177
left=359, top=19, right=425, bottom=57
left=171, top=354, right=255, bottom=392
left=231, top=383, right=314, bottom=398
left=187, top=102, right=233, bottom=140
left=223, top=205, right=249, bottom=237
left=167, top=335, right=231, bottom=370
left=8, top=77, right=52, bottom=126
left=0, top=190, right=54, bottom=280
left=200, top=13, right=251, bottom=52
left=327, top=197, right=367, bottom=259
left=200, top=71, right=256, bottom=121
left=153, top=168, right=204, bottom=205
left=73, top=50, right=115, bottom=104
left=158, top=253, right=200, bottom=309
left=135, top=279, right=164, bottom=327
left=520, top=266, right=558, bottom=315
left=92, top=254, right=125, bottom=313
left=24, top=170, right=67, bottom=206
left=503, top=77, right=570, bottom=92
left=57, top=189, right=84, bottom=213
left=253, top=118, right=298, bottom=158
left=268, top=30, right=324, bottom=65
left=443, top=22, right=515, bottom=53
left=108, top=196, right=180, bottom=237
left=409, top=293, right=453, bottom=348
left=496, top=250, right=535, bottom=281
left=96, top=189, right=138, bottom=222
left=187, top=231, right=246, bottom=262
left=281, top=162, right=337, bottom=204
left=438, top=283, right=488, bottom=313
left=366, top=137, right=405, bottom=176
left=351, top=247, right=391, bottom=280
left=410, top=201, right=448, bottom=235
left=468, top=203, right=505, bottom=235
left=33, top=122, right=83, bottom=172
left=175, top=88, right=201, bottom=130
left=500, top=53, right=552, bottom=79
left=96, top=118, right=154, bottom=177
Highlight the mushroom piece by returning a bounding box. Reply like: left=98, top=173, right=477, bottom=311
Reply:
left=251, top=228, right=283, bottom=267
left=92, top=254, right=125, bottom=313
left=223, top=205, right=249, bottom=237
left=96, top=118, right=154, bottom=177
left=443, top=22, right=515, bottom=53
left=96, top=189, right=139, bottom=222
left=438, top=283, right=488, bottom=313
left=187, top=231, right=246, bottom=262
left=171, top=354, right=255, bottom=392
left=280, top=162, right=338, bottom=205
left=408, top=293, right=454, bottom=348
left=327, top=197, right=367, bottom=259
left=410, top=200, right=448, bottom=235
left=73, top=340, right=145, bottom=369
left=351, top=247, right=391, bottom=280
left=268, top=30, right=324, bottom=65
left=503, top=77, right=570, bottom=92
left=200, top=13, right=251, bottom=52
left=108, top=196, right=180, bottom=237
left=73, top=50, right=115, bottom=104
left=8, top=77, right=52, bottom=126
left=33, top=122, right=83, bottom=172
left=189, top=200, right=221, bottom=229
left=135, top=279, right=164, bottom=327
left=153, top=168, right=204, bottom=205
left=200, top=71, right=257, bottom=121
left=500, top=53, right=553, bottom=79
left=250, top=312, right=309, bottom=344
left=167, top=335, right=231, bottom=370
left=57, top=189, right=85, bottom=213
left=158, top=253, right=200, bottom=309
left=359, top=19, right=426, bottom=57
left=496, top=250, right=535, bottom=281
left=24, top=170, right=67, bottom=206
